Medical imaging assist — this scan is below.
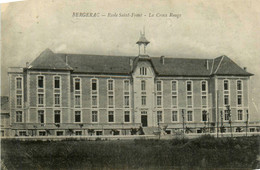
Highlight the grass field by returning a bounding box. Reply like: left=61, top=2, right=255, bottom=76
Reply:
left=1, top=135, right=260, bottom=169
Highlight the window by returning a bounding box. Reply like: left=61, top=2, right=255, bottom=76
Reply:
left=237, top=95, right=242, bottom=105
left=224, top=80, right=229, bottom=90
left=124, top=96, right=129, bottom=107
left=157, top=111, right=163, bottom=123
left=172, top=111, right=178, bottom=122
left=201, top=81, right=206, bottom=92
left=172, top=81, right=177, bottom=91
left=55, top=94, right=60, bottom=105
left=16, top=111, right=22, bottom=122
left=108, top=96, right=114, bottom=106
left=187, top=96, right=192, bottom=106
left=75, top=79, right=80, bottom=90
left=38, top=94, right=44, bottom=105
left=54, top=110, right=61, bottom=123
left=124, top=111, right=130, bottom=122
left=38, top=110, right=44, bottom=123
left=237, top=80, right=242, bottom=91
left=172, top=96, right=177, bottom=107
left=38, top=76, right=44, bottom=88
left=39, top=131, right=46, bottom=136
left=202, top=112, right=207, bottom=122
left=156, top=81, right=162, bottom=91
left=92, top=79, right=97, bottom=91
left=16, top=95, right=22, bottom=106
left=141, top=96, right=146, bottom=106
left=224, top=95, right=229, bottom=105
left=19, top=131, right=26, bottom=136
left=16, top=78, right=22, bottom=89
left=92, top=111, right=98, bottom=122
left=108, top=80, right=113, bottom=91
left=141, top=80, right=146, bottom=91
left=238, top=110, right=243, bottom=120
left=56, top=131, right=64, bottom=136
left=224, top=110, right=229, bottom=121
left=187, top=81, right=192, bottom=91
left=75, top=111, right=81, bottom=123
left=140, top=67, right=147, bottom=75
left=75, top=95, right=80, bottom=106
left=202, top=96, right=207, bottom=106
left=75, top=131, right=82, bottom=136
left=92, top=96, right=97, bottom=106
left=124, top=80, right=129, bottom=91
left=187, top=111, right=193, bottom=121
left=96, top=131, right=103, bottom=136
left=54, top=77, right=60, bottom=89
left=108, top=111, right=114, bottom=122
left=157, top=96, right=162, bottom=106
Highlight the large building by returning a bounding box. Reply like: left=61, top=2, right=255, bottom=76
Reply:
left=8, top=33, right=255, bottom=137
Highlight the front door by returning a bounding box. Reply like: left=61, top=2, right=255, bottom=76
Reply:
left=141, top=115, right=148, bottom=127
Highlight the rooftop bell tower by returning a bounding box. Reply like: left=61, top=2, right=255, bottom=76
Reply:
left=136, top=28, right=150, bottom=57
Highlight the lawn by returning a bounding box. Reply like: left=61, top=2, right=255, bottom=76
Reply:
left=1, top=135, right=260, bottom=169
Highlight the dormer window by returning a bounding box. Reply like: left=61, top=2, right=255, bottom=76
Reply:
left=140, top=67, right=147, bottom=75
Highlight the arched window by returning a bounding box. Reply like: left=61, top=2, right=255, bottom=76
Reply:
left=140, top=67, right=147, bottom=75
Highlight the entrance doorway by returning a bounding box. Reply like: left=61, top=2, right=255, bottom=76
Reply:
left=141, top=115, right=148, bottom=127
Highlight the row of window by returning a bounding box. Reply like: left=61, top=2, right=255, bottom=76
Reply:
left=15, top=109, right=247, bottom=124
left=224, top=80, right=243, bottom=91
left=15, top=110, right=131, bottom=123
left=16, top=76, right=243, bottom=92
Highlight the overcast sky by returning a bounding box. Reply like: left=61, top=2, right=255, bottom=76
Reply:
left=1, top=0, right=260, bottom=119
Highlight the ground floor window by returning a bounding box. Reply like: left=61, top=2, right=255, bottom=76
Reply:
left=96, top=131, right=103, bottom=136
left=54, top=110, right=61, bottom=123
left=124, top=111, right=130, bottom=122
left=224, top=110, right=229, bottom=121
left=92, top=111, right=98, bottom=122
left=16, top=111, right=23, bottom=122
left=1, top=130, right=4, bottom=137
left=157, top=111, right=163, bottom=123
left=172, top=111, right=178, bottom=122
left=75, top=131, right=82, bottom=136
left=75, top=111, right=81, bottom=123
left=19, top=131, right=26, bottom=136
left=38, top=110, right=45, bottom=123
left=39, top=131, right=46, bottom=136
left=250, top=128, right=255, bottom=132
left=237, top=110, right=243, bottom=120
left=202, top=111, right=207, bottom=122
left=108, top=111, right=114, bottom=122
left=187, top=111, right=193, bottom=121
left=56, top=131, right=64, bottom=136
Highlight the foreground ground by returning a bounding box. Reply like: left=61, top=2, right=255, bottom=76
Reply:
left=1, top=135, right=260, bottom=169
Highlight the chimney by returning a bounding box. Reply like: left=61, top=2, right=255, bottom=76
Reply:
left=244, top=67, right=247, bottom=71
left=65, top=55, right=68, bottom=65
left=161, top=56, right=165, bottom=64
left=26, top=62, right=30, bottom=68
left=129, top=58, right=133, bottom=71
left=205, top=60, right=209, bottom=70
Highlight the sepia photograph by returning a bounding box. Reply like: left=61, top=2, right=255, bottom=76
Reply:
left=1, top=0, right=260, bottom=169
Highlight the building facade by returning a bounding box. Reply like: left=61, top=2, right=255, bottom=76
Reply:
left=8, top=33, right=255, bottom=137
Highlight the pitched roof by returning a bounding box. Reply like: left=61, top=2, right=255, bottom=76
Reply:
left=28, top=49, right=253, bottom=77
left=29, top=49, right=72, bottom=70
